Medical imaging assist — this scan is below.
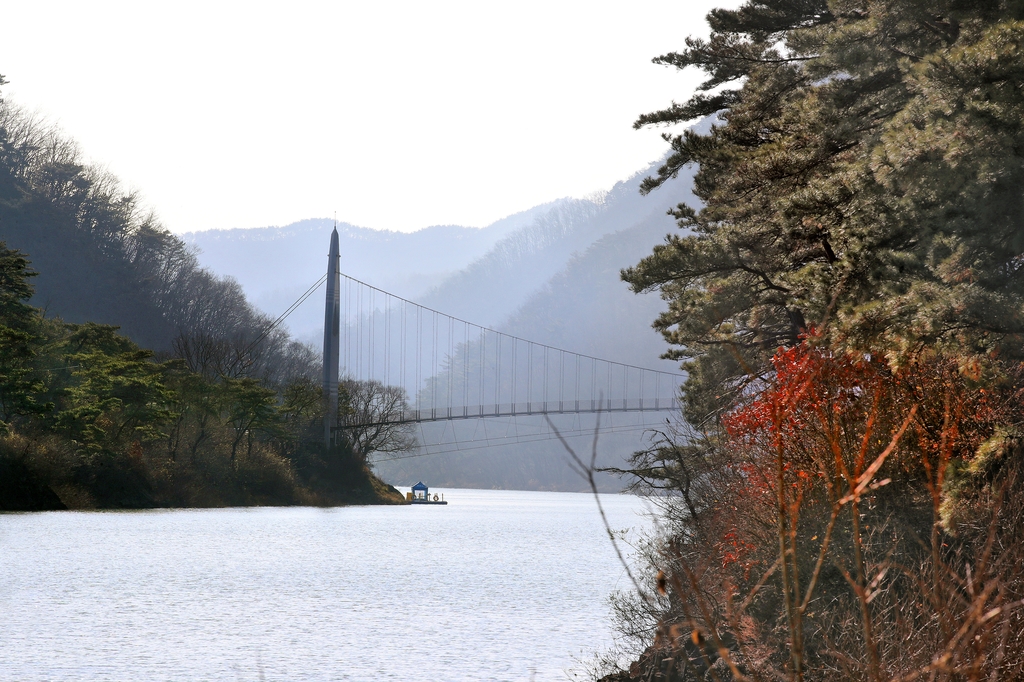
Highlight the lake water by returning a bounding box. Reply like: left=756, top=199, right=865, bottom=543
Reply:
left=0, top=489, right=651, bottom=681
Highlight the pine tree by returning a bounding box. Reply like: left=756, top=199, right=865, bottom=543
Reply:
left=0, top=242, right=45, bottom=429
left=623, top=0, right=1024, bottom=427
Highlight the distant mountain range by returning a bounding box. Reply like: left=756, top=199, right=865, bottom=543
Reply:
left=181, top=202, right=558, bottom=344
left=184, top=149, right=701, bottom=491
left=184, top=160, right=694, bottom=368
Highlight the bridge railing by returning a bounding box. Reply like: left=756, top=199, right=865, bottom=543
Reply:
left=395, top=398, right=679, bottom=423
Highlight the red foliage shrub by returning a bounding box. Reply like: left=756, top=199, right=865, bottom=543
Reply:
left=632, top=339, right=1024, bottom=681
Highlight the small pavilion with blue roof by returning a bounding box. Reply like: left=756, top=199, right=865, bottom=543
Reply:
left=407, top=481, right=447, bottom=505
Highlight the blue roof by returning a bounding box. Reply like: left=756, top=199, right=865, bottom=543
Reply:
left=411, top=482, right=428, bottom=490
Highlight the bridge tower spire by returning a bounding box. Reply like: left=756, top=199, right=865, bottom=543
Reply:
left=323, top=224, right=341, bottom=447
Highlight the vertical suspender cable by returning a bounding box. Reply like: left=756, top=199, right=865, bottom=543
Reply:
left=348, top=277, right=353, bottom=378
left=463, top=321, right=469, bottom=418
left=575, top=353, right=580, bottom=413
left=416, top=305, right=421, bottom=413
left=400, top=299, right=406, bottom=399
left=543, top=347, right=548, bottom=413
left=447, top=315, right=453, bottom=419
left=607, top=361, right=612, bottom=412
left=354, top=282, right=359, bottom=381
left=559, top=350, right=564, bottom=413
left=356, top=283, right=362, bottom=381
left=622, top=366, right=630, bottom=409
left=640, top=369, right=644, bottom=411
left=432, top=311, right=438, bottom=419
left=369, top=288, right=374, bottom=382
left=342, top=276, right=348, bottom=377
left=527, top=342, right=533, bottom=413
left=495, top=332, right=501, bottom=414
left=511, top=337, right=517, bottom=415
left=349, top=277, right=354, bottom=378
left=478, top=325, right=484, bottom=416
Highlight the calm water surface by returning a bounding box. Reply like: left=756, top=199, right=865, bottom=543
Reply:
left=0, top=489, right=651, bottom=681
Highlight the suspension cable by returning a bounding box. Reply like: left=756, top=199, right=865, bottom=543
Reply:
left=241, top=272, right=328, bottom=359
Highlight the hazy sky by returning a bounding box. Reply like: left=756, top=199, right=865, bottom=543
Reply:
left=2, top=1, right=736, bottom=234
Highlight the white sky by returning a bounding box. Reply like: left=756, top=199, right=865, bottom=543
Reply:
left=1, top=1, right=735, bottom=234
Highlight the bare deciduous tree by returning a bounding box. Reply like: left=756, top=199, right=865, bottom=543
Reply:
left=337, top=379, right=416, bottom=463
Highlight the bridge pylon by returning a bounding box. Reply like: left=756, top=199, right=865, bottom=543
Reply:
left=322, top=226, right=341, bottom=447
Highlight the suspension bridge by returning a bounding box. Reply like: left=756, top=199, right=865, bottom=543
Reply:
left=271, top=227, right=684, bottom=453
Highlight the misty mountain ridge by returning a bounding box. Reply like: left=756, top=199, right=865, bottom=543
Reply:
left=185, top=150, right=699, bottom=370
left=184, top=154, right=693, bottom=355
left=423, top=160, right=692, bottom=333
left=182, top=201, right=563, bottom=342
left=369, top=161, right=697, bottom=490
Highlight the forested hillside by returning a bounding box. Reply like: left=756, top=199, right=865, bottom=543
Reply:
left=600, top=2, right=1024, bottom=680
left=417, top=161, right=694, bottom=329
left=0, top=99, right=305, bottom=376
left=0, top=86, right=401, bottom=510
left=0, top=106, right=175, bottom=351
left=497, top=174, right=698, bottom=367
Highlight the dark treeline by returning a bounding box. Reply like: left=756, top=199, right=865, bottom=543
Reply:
left=0, top=95, right=306, bottom=376
left=0, top=83, right=402, bottom=509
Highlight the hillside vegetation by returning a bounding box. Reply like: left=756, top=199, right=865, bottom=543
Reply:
left=418, top=161, right=697, bottom=329
left=601, top=1, right=1024, bottom=680
left=0, top=85, right=401, bottom=509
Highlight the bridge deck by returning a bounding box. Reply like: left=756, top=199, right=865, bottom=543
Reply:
left=387, top=399, right=679, bottom=424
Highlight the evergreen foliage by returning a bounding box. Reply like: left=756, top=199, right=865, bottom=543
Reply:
left=609, top=2, right=1024, bottom=679
left=0, top=245, right=45, bottom=428
left=623, top=0, right=1024, bottom=427
left=0, top=238, right=404, bottom=509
